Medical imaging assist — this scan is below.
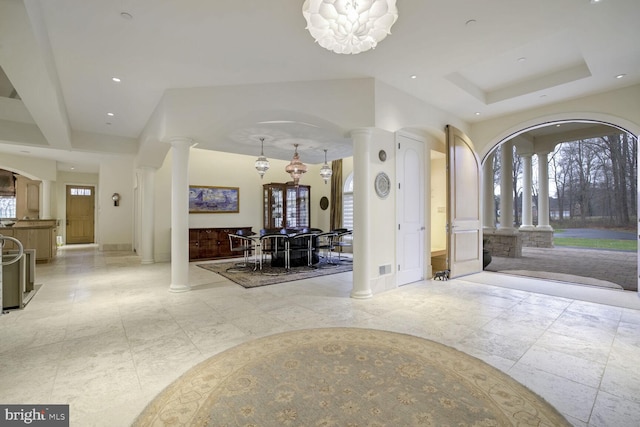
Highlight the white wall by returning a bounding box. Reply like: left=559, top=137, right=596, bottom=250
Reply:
left=0, top=153, right=57, bottom=181
left=98, top=156, right=135, bottom=250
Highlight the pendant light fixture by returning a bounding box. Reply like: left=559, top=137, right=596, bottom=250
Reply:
left=320, top=149, right=332, bottom=184
left=254, top=137, right=270, bottom=179
left=285, top=144, right=307, bottom=186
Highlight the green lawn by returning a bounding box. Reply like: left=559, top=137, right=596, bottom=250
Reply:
left=554, top=237, right=637, bottom=251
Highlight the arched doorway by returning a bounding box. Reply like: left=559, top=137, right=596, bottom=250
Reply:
left=481, top=119, right=638, bottom=294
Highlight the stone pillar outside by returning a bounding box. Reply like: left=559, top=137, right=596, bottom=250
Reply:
left=536, top=151, right=553, bottom=231
left=139, top=167, right=156, bottom=265
left=168, top=137, right=192, bottom=293
left=482, top=152, right=496, bottom=231
left=520, top=154, right=535, bottom=230
left=350, top=128, right=373, bottom=299
left=499, top=142, right=515, bottom=231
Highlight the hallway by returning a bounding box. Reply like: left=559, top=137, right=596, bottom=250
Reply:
left=1, top=246, right=639, bottom=426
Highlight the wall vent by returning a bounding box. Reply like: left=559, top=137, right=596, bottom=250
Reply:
left=379, top=264, right=392, bottom=275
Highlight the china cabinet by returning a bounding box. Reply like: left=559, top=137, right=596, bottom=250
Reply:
left=263, top=183, right=310, bottom=230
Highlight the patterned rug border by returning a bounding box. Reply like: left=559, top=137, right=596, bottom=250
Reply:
left=197, top=260, right=353, bottom=288
left=133, top=327, right=571, bottom=427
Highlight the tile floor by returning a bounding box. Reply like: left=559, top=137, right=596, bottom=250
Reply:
left=1, top=246, right=639, bottom=426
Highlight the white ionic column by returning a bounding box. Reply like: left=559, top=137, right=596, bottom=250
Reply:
left=40, top=180, right=52, bottom=219
left=520, top=154, right=534, bottom=230
left=139, top=167, right=156, bottom=265
left=168, top=137, right=192, bottom=292
left=350, top=128, right=373, bottom=299
left=499, top=142, right=515, bottom=231
left=482, top=153, right=496, bottom=231
left=536, top=151, right=553, bottom=231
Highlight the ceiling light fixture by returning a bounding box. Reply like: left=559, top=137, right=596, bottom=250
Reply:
left=616, top=74, right=626, bottom=79
left=254, top=137, right=270, bottom=179
left=302, top=0, right=399, bottom=55
left=112, top=77, right=121, bottom=83
left=285, top=144, right=308, bottom=186
left=107, top=112, right=114, bottom=116
left=320, top=149, right=333, bottom=184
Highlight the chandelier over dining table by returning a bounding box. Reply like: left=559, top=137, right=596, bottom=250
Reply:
left=302, top=0, right=399, bottom=55
left=285, top=144, right=308, bottom=185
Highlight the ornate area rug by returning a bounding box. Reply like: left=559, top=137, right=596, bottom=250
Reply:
left=133, top=328, right=570, bottom=426
left=197, top=260, right=352, bottom=288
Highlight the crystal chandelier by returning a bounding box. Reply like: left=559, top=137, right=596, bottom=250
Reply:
left=285, top=144, right=308, bottom=185
left=320, top=149, right=332, bottom=184
left=254, top=137, right=270, bottom=179
left=302, top=0, right=399, bottom=55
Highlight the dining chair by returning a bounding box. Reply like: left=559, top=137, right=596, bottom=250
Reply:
left=228, top=233, right=261, bottom=270
left=314, top=231, right=338, bottom=265
left=259, top=232, right=290, bottom=271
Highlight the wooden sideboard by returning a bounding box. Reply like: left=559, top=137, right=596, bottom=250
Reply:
left=0, top=219, right=58, bottom=263
left=189, top=227, right=252, bottom=261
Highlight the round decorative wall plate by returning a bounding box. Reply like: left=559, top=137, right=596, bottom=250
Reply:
left=319, top=196, right=329, bottom=210
left=374, top=172, right=391, bottom=199
left=378, top=149, right=387, bottom=162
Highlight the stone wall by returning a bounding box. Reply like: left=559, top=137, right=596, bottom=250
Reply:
left=483, top=231, right=522, bottom=258
left=519, top=229, right=554, bottom=248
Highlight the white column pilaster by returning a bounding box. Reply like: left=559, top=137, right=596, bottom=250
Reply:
left=350, top=128, right=373, bottom=299
left=482, top=152, right=496, bottom=231
left=520, top=154, right=535, bottom=230
left=139, top=167, right=156, bottom=265
left=536, top=151, right=553, bottom=231
left=168, top=137, right=192, bottom=292
left=40, top=180, right=52, bottom=219
left=499, top=142, right=515, bottom=231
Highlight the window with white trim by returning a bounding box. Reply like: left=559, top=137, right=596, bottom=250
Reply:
left=342, top=173, right=353, bottom=230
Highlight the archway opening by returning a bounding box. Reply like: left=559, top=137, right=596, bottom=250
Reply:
left=482, top=120, right=638, bottom=293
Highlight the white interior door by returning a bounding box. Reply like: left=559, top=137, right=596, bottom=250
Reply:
left=446, top=125, right=482, bottom=278
left=396, top=134, right=424, bottom=285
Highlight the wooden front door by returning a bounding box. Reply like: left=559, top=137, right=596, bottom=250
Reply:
left=66, top=185, right=95, bottom=244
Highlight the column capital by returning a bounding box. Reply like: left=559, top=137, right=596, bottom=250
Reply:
left=350, top=128, right=376, bottom=138
left=167, top=136, right=195, bottom=148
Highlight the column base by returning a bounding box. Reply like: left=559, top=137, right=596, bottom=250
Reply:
left=169, top=283, right=191, bottom=293
left=141, top=259, right=155, bottom=265
left=536, top=225, right=554, bottom=231
left=519, top=225, right=536, bottom=231
left=350, top=289, right=373, bottom=299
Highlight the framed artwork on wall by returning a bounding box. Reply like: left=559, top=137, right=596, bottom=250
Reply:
left=189, top=186, right=239, bottom=213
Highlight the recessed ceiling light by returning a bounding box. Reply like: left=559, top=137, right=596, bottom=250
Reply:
left=590, top=0, right=602, bottom=4
left=107, top=112, right=114, bottom=116
left=112, top=77, right=121, bottom=83
left=517, top=57, right=526, bottom=63
left=410, top=75, right=417, bottom=79
left=616, top=74, right=626, bottom=79
left=70, top=167, right=75, bottom=170
left=474, top=112, right=481, bottom=116
left=556, top=124, right=561, bottom=127
left=120, top=12, right=133, bottom=20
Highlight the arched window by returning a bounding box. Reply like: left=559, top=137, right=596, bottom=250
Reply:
left=342, top=173, right=353, bottom=230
